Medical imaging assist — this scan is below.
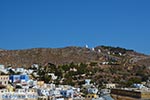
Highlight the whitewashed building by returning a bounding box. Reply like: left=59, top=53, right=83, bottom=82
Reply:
left=0, top=75, right=9, bottom=86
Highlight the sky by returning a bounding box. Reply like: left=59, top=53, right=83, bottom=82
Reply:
left=0, top=0, right=150, bottom=54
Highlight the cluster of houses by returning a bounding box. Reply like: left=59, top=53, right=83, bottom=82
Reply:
left=0, top=64, right=115, bottom=100
left=4, top=62, right=150, bottom=100
left=0, top=64, right=81, bottom=100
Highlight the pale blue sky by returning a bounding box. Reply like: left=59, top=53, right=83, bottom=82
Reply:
left=0, top=0, right=150, bottom=54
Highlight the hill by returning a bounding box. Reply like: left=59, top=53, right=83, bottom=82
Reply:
left=0, top=46, right=150, bottom=87
left=1, top=46, right=149, bottom=67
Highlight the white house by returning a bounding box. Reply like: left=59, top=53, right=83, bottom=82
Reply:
left=98, top=49, right=101, bottom=53
left=105, top=83, right=116, bottom=89
left=48, top=73, right=58, bottom=80
left=0, top=89, right=38, bottom=100
left=87, top=87, right=98, bottom=94
left=85, top=79, right=91, bottom=85
left=16, top=68, right=25, bottom=73
left=85, top=45, right=89, bottom=48
left=0, top=64, right=5, bottom=69
left=31, top=64, right=39, bottom=69
left=0, top=75, right=9, bottom=86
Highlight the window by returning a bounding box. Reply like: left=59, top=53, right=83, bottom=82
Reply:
left=5, top=81, right=7, bottom=84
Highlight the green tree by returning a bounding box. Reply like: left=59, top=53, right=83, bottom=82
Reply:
left=126, top=77, right=141, bottom=87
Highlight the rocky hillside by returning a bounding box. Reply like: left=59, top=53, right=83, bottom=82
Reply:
left=1, top=46, right=150, bottom=87
left=0, top=46, right=101, bottom=67
left=0, top=46, right=149, bottom=68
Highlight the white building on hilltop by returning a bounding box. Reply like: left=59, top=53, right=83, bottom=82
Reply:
left=85, top=45, right=89, bottom=48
